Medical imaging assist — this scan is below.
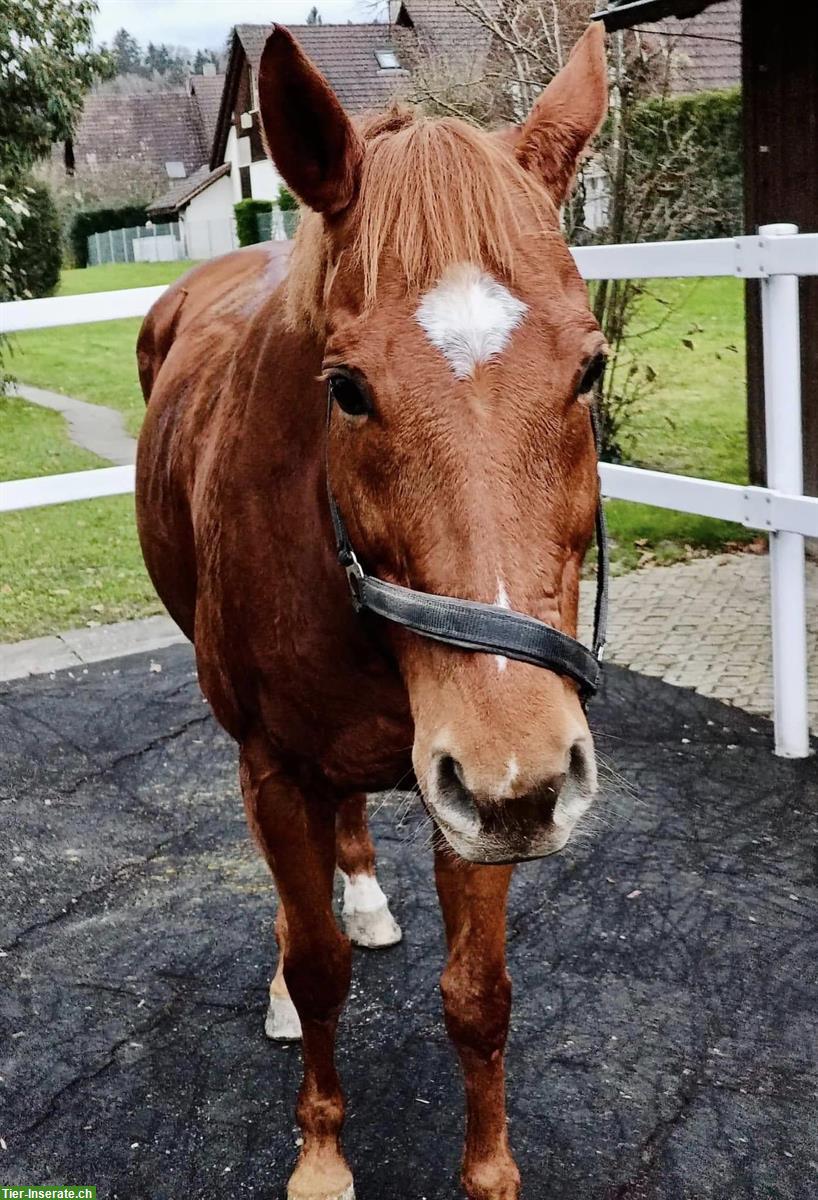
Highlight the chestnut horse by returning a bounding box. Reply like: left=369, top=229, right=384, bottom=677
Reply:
left=136, top=22, right=608, bottom=1200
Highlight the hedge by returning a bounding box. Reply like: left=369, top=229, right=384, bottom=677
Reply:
left=8, top=180, right=62, bottom=299
left=70, top=204, right=148, bottom=268
left=234, top=198, right=273, bottom=246
left=627, top=88, right=742, bottom=241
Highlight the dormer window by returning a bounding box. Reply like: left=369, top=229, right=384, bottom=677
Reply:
left=374, top=47, right=400, bottom=70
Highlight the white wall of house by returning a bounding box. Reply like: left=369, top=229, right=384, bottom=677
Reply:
left=249, top=157, right=281, bottom=201
left=179, top=172, right=237, bottom=258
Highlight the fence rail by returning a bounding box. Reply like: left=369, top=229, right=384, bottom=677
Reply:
left=2, top=226, right=816, bottom=757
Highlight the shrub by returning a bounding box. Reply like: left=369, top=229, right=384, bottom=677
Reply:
left=278, top=184, right=298, bottom=212
left=234, top=198, right=273, bottom=246
left=627, top=88, right=742, bottom=241
left=70, top=204, right=148, bottom=268
left=8, top=179, right=62, bottom=298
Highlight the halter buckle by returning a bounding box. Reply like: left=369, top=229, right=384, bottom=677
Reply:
left=343, top=551, right=365, bottom=611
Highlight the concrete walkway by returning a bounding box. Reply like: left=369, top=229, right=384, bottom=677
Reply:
left=12, top=382, right=137, bottom=465
left=2, top=550, right=816, bottom=734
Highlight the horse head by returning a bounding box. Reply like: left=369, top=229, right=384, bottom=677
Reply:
left=258, top=23, right=609, bottom=863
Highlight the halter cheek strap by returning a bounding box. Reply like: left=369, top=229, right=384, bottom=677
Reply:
left=325, top=396, right=608, bottom=702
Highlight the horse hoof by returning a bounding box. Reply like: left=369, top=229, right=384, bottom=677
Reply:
left=287, top=1154, right=354, bottom=1200
left=265, top=993, right=302, bottom=1041
left=343, top=903, right=402, bottom=949
left=287, top=1188, right=354, bottom=1200
left=288, top=1186, right=354, bottom=1200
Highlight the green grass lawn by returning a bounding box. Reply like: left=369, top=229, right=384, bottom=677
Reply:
left=1, top=263, right=753, bottom=639
left=7, top=261, right=196, bottom=438
left=599, top=275, right=754, bottom=571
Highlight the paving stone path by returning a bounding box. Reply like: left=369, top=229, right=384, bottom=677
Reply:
left=12, top=381, right=136, bottom=465
left=580, top=550, right=818, bottom=732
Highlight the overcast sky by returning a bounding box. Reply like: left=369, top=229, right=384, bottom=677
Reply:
left=92, top=1, right=386, bottom=51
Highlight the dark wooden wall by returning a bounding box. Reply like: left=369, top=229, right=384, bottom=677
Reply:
left=744, top=3, right=818, bottom=493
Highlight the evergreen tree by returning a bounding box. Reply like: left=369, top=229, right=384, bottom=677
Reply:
left=111, top=27, right=144, bottom=75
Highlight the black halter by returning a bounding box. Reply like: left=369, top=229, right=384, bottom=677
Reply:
left=326, top=396, right=608, bottom=703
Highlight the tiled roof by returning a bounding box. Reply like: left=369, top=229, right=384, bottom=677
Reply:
left=394, top=0, right=490, bottom=56
left=645, top=0, right=741, bottom=92
left=72, top=92, right=208, bottom=173
left=188, top=73, right=226, bottom=148
left=147, top=162, right=231, bottom=217
left=235, top=23, right=412, bottom=112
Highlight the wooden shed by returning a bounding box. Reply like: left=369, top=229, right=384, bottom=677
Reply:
left=594, top=0, right=818, bottom=496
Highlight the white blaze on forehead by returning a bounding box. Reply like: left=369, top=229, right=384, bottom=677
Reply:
left=415, top=263, right=528, bottom=379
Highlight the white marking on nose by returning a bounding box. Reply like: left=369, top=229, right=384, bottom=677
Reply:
left=495, top=577, right=511, bottom=672
left=415, top=263, right=528, bottom=380
left=499, top=755, right=519, bottom=796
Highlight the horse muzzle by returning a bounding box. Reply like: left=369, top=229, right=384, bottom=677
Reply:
left=421, top=736, right=598, bottom=864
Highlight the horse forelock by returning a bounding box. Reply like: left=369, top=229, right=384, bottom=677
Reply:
left=284, top=109, right=560, bottom=335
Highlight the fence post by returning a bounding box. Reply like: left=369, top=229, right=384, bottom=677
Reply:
left=759, top=222, right=811, bottom=757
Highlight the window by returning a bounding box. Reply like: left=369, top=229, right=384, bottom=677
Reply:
left=374, top=47, right=400, bottom=70
left=165, top=161, right=186, bottom=179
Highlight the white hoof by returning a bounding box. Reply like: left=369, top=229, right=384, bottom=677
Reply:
left=288, top=1185, right=354, bottom=1200
left=343, top=902, right=402, bottom=949
left=265, top=993, right=302, bottom=1041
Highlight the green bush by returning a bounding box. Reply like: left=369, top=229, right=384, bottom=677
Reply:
left=278, top=184, right=298, bottom=212
left=234, top=198, right=273, bottom=246
left=9, top=180, right=62, bottom=298
left=628, top=88, right=742, bottom=240
left=70, top=204, right=148, bottom=268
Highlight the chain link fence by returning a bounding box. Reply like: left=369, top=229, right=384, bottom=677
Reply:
left=87, top=209, right=300, bottom=267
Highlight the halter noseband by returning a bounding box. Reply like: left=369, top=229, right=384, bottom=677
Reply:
left=326, top=396, right=609, bottom=703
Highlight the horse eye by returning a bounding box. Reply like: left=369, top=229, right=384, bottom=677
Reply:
left=577, top=353, right=607, bottom=397
left=328, top=373, right=372, bottom=417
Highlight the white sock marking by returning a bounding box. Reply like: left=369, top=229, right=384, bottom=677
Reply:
left=415, top=264, right=528, bottom=380
left=341, top=871, right=388, bottom=915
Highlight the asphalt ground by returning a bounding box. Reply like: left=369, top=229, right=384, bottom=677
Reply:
left=1, top=645, right=816, bottom=1200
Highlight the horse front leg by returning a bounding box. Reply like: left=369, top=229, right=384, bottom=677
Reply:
left=241, top=733, right=354, bottom=1200
left=336, top=792, right=402, bottom=948
left=435, top=849, right=519, bottom=1200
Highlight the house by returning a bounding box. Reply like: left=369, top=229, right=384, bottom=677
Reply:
left=213, top=24, right=410, bottom=207
left=146, top=1, right=741, bottom=241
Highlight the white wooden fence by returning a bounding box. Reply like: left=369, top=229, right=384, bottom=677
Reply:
left=2, top=224, right=817, bottom=757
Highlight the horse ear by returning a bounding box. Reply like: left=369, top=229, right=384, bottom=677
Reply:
left=514, top=22, right=608, bottom=205
left=257, top=25, right=364, bottom=215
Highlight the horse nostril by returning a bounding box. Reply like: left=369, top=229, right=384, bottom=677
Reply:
left=435, top=754, right=478, bottom=826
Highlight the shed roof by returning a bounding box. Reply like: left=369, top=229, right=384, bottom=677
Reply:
left=593, top=0, right=728, bottom=30
left=147, top=162, right=231, bottom=218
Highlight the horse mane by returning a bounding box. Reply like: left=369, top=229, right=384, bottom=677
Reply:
left=285, top=108, right=558, bottom=335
